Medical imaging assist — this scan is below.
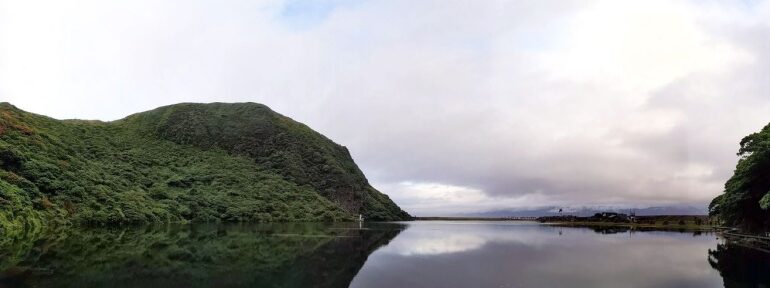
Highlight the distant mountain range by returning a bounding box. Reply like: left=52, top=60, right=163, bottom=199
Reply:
left=458, top=205, right=708, bottom=217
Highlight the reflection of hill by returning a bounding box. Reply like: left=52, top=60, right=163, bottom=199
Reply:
left=0, top=223, right=405, bottom=288
left=708, top=241, right=770, bottom=288
left=261, top=223, right=407, bottom=287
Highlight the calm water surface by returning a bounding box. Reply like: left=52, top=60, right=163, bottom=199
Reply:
left=0, top=221, right=767, bottom=288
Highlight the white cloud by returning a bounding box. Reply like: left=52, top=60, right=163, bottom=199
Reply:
left=2, top=0, right=770, bottom=215
left=383, top=182, right=552, bottom=216
left=539, top=0, right=750, bottom=93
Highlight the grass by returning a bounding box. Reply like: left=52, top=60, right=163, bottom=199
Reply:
left=540, top=215, right=716, bottom=231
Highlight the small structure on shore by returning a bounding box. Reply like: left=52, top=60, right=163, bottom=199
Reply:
left=592, top=212, right=630, bottom=222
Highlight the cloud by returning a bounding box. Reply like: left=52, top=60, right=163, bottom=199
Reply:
left=2, top=0, right=770, bottom=215
left=380, top=182, right=551, bottom=216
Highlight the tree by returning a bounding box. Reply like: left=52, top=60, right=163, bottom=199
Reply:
left=710, top=123, right=770, bottom=230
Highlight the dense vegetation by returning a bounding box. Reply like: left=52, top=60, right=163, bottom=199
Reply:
left=0, top=102, right=409, bottom=234
left=710, top=122, right=770, bottom=230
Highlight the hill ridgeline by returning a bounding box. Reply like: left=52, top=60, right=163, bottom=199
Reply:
left=0, top=102, right=409, bottom=235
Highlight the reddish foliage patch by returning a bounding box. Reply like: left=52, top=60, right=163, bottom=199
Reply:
left=41, top=196, right=54, bottom=210
left=63, top=200, right=77, bottom=215
left=58, top=160, right=70, bottom=169
left=1, top=171, right=23, bottom=184
left=13, top=124, right=34, bottom=135
left=0, top=111, right=34, bottom=135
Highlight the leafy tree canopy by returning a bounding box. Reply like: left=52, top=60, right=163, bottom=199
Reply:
left=710, top=122, right=770, bottom=230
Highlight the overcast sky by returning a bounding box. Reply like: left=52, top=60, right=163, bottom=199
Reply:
left=2, top=0, right=770, bottom=216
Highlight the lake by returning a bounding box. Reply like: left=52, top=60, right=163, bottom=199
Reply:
left=0, top=221, right=767, bottom=288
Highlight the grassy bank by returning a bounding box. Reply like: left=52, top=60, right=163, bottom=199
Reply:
left=539, top=215, right=716, bottom=231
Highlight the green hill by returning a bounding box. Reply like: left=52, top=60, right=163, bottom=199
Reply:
left=0, top=102, right=409, bottom=235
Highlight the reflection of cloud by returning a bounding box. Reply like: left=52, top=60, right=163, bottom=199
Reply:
left=353, top=223, right=723, bottom=288
left=380, top=222, right=557, bottom=256
left=391, top=234, right=486, bottom=256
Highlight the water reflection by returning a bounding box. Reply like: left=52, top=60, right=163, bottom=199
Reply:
left=0, top=222, right=405, bottom=288
left=351, top=222, right=726, bottom=288
left=708, top=241, right=770, bottom=287
left=1, top=221, right=769, bottom=288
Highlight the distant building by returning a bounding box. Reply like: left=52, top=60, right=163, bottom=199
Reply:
left=593, top=212, right=629, bottom=222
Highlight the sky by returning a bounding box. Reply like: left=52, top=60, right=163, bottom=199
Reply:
left=2, top=0, right=770, bottom=216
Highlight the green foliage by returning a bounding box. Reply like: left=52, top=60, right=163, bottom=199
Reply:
left=0, top=102, right=409, bottom=234
left=710, top=122, right=770, bottom=230
left=759, top=192, right=770, bottom=210
left=119, top=103, right=409, bottom=220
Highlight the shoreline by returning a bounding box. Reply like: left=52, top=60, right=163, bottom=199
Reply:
left=413, top=215, right=718, bottom=231
left=540, top=221, right=717, bottom=231
left=414, top=217, right=538, bottom=221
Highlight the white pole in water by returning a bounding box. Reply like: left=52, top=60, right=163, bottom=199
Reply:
left=358, top=214, right=363, bottom=229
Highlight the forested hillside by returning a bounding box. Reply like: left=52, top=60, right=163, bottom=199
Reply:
left=0, top=102, right=409, bottom=235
